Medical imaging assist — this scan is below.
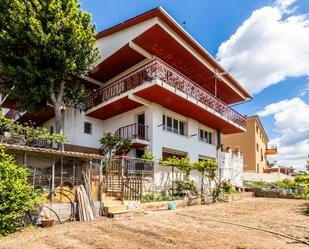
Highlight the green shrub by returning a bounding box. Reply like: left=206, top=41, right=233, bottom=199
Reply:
left=222, top=181, right=238, bottom=195
left=175, top=180, right=198, bottom=195
left=140, top=193, right=181, bottom=203
left=0, top=148, right=39, bottom=235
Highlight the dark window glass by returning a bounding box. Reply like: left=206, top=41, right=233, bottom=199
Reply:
left=179, top=121, right=184, bottom=135
left=208, top=133, right=212, bottom=144
left=199, top=129, right=203, bottom=140
left=167, top=116, right=172, bottom=131
left=84, top=122, right=92, bottom=134
left=162, top=115, right=165, bottom=128
left=173, top=119, right=179, bottom=134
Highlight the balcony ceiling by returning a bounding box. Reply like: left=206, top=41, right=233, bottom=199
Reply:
left=89, top=44, right=146, bottom=83
left=133, top=25, right=245, bottom=104
left=86, top=83, right=245, bottom=134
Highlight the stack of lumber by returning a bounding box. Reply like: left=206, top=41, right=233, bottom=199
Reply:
left=83, top=172, right=96, bottom=217
left=76, top=185, right=95, bottom=221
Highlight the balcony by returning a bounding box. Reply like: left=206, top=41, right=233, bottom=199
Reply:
left=265, top=145, right=277, bottom=155
left=99, top=123, right=149, bottom=155
left=85, top=58, right=246, bottom=134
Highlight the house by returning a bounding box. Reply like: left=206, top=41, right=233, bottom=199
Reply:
left=222, top=115, right=277, bottom=173
left=2, top=7, right=251, bottom=197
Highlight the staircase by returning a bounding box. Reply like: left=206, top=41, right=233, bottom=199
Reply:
left=102, top=194, right=132, bottom=218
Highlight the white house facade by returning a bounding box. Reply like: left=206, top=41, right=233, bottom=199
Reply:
left=3, top=7, right=251, bottom=192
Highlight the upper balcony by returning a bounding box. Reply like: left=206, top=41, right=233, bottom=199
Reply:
left=85, top=58, right=246, bottom=134
left=265, top=145, right=277, bottom=155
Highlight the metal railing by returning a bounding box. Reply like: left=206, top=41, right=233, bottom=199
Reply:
left=84, top=58, right=246, bottom=128
left=116, top=123, right=149, bottom=141
left=99, top=123, right=149, bottom=156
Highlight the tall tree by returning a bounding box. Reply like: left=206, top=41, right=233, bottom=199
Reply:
left=0, top=0, right=99, bottom=136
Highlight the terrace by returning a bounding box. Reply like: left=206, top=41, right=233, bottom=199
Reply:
left=85, top=58, right=246, bottom=134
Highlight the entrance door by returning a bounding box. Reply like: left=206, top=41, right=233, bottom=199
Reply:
left=137, top=113, right=145, bottom=140
left=137, top=113, right=145, bottom=125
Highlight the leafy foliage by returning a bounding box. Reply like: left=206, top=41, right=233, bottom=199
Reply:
left=175, top=179, right=198, bottom=195
left=0, top=148, right=39, bottom=235
left=222, top=181, right=238, bottom=195
left=140, top=193, right=181, bottom=203
left=0, top=0, right=99, bottom=133
left=99, top=132, right=131, bottom=156
left=245, top=175, right=309, bottom=200
left=0, top=111, right=66, bottom=145
left=141, top=152, right=155, bottom=160
left=160, top=156, right=193, bottom=180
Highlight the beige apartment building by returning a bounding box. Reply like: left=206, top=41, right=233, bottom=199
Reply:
left=222, top=116, right=274, bottom=173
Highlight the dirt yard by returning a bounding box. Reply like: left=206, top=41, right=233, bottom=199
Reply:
left=0, top=198, right=308, bottom=249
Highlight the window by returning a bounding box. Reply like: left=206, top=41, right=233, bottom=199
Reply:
left=199, top=128, right=213, bottom=144
left=162, top=115, right=185, bottom=135
left=256, top=125, right=259, bottom=134
left=261, top=149, right=263, bottom=161
left=256, top=143, right=259, bottom=151
left=84, top=122, right=92, bottom=134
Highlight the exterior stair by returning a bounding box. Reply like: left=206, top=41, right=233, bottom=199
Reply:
left=102, top=193, right=132, bottom=218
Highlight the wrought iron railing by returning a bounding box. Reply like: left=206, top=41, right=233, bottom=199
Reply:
left=99, top=123, right=149, bottom=156
left=84, top=58, right=246, bottom=128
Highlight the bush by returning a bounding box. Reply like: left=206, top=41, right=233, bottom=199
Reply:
left=222, top=181, right=238, bottom=195
left=140, top=193, right=181, bottom=203
left=0, top=148, right=39, bottom=235
left=175, top=180, right=198, bottom=195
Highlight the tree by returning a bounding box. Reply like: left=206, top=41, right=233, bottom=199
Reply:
left=160, top=156, right=194, bottom=195
left=0, top=0, right=99, bottom=137
left=0, top=148, right=39, bottom=235
left=99, top=132, right=131, bottom=157
left=194, top=160, right=218, bottom=199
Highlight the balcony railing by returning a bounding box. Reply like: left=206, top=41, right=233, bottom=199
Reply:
left=99, top=123, right=149, bottom=156
left=116, top=123, right=149, bottom=141
left=85, top=58, right=246, bottom=128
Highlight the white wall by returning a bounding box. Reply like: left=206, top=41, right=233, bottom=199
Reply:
left=43, top=103, right=218, bottom=161
left=42, top=108, right=106, bottom=148
left=96, top=18, right=157, bottom=62
left=63, top=108, right=105, bottom=148
left=243, top=172, right=294, bottom=183
left=218, top=150, right=243, bottom=187
left=149, top=103, right=217, bottom=162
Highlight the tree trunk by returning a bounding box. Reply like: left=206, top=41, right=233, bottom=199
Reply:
left=50, top=81, right=65, bottom=150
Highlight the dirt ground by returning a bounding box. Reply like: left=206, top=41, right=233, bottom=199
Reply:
left=0, top=198, right=308, bottom=249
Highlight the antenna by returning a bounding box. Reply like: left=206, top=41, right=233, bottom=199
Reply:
left=182, top=21, right=187, bottom=29
left=210, top=68, right=228, bottom=97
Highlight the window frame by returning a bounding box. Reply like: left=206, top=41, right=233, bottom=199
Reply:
left=162, top=114, right=186, bottom=136
left=84, top=121, right=92, bottom=135
left=198, top=128, right=213, bottom=144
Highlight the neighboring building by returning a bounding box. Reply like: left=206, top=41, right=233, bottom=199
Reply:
left=222, top=115, right=276, bottom=173
left=2, top=7, right=251, bottom=191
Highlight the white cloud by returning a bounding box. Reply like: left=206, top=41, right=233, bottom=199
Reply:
left=257, top=97, right=309, bottom=169
left=216, top=0, right=309, bottom=94
left=299, top=83, right=309, bottom=96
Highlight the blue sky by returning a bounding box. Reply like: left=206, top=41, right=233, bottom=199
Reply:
left=80, top=0, right=309, bottom=168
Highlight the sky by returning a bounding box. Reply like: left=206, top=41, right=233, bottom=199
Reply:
left=79, top=0, right=309, bottom=170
